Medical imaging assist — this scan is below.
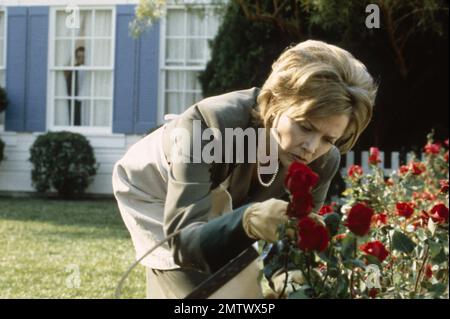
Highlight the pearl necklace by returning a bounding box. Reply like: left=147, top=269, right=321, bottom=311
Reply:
left=257, top=159, right=280, bottom=187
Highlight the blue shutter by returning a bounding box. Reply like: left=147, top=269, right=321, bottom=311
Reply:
left=5, top=7, right=27, bottom=132
left=134, top=20, right=160, bottom=133
left=25, top=7, right=49, bottom=132
left=5, top=6, right=48, bottom=132
left=113, top=5, right=160, bottom=134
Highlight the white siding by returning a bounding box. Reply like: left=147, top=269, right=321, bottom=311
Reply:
left=0, top=131, right=141, bottom=194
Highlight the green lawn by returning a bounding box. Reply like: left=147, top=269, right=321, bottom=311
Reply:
left=0, top=197, right=146, bottom=298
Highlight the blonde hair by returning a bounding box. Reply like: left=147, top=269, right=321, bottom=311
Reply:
left=253, top=40, right=378, bottom=154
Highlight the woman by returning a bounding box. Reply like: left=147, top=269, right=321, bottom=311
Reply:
left=112, top=40, right=377, bottom=298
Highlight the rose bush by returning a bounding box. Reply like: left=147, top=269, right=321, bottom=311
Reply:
left=260, top=132, right=449, bottom=299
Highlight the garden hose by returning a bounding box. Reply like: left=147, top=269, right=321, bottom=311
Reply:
left=115, top=226, right=193, bottom=299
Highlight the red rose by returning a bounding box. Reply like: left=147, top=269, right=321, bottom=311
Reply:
left=285, top=162, right=319, bottom=217
left=345, top=203, right=374, bottom=236
left=359, top=240, right=390, bottom=262
left=413, top=211, right=430, bottom=229
left=445, top=139, right=449, bottom=147
left=424, top=143, right=441, bottom=154
left=425, top=264, right=433, bottom=279
left=399, top=165, right=409, bottom=175
left=410, top=162, right=426, bottom=175
left=369, top=147, right=381, bottom=165
left=396, top=202, right=415, bottom=219
left=440, top=179, right=449, bottom=194
left=287, top=194, right=314, bottom=218
left=318, top=204, right=334, bottom=216
left=285, top=162, right=319, bottom=194
left=372, top=213, right=388, bottom=226
left=445, top=151, right=449, bottom=162
left=297, top=216, right=330, bottom=252
left=429, top=203, right=449, bottom=223
left=368, top=288, right=378, bottom=298
left=348, top=164, right=363, bottom=178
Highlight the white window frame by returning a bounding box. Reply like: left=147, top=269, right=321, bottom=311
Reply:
left=0, top=7, right=7, bottom=132
left=46, top=6, right=116, bottom=135
left=157, top=2, right=222, bottom=125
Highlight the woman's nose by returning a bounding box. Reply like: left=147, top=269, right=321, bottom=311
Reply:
left=302, top=134, right=320, bottom=155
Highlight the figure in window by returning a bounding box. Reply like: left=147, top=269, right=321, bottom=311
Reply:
left=64, top=46, right=86, bottom=126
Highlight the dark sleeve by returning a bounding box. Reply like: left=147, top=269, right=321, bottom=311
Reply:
left=163, top=107, right=256, bottom=274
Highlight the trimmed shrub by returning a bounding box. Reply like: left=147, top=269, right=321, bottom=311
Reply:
left=29, top=131, right=98, bottom=198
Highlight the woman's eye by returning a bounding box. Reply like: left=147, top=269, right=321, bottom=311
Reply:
left=322, top=137, right=335, bottom=145
left=299, top=124, right=311, bottom=132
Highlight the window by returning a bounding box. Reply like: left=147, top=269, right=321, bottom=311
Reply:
left=158, top=2, right=221, bottom=123
left=0, top=8, right=6, bottom=130
left=48, top=7, right=115, bottom=133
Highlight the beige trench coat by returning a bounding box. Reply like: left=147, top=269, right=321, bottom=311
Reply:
left=112, top=88, right=341, bottom=274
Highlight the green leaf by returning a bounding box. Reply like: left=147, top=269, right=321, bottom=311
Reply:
left=392, top=231, right=416, bottom=254
left=363, top=254, right=382, bottom=268
left=429, top=283, right=447, bottom=297
left=288, top=286, right=312, bottom=299
left=341, top=233, right=356, bottom=260
left=343, top=259, right=366, bottom=269
left=324, top=213, right=341, bottom=236
left=427, top=240, right=442, bottom=258
left=336, top=275, right=350, bottom=298
left=431, top=248, right=448, bottom=264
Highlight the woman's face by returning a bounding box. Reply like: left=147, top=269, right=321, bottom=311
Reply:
left=273, top=110, right=349, bottom=168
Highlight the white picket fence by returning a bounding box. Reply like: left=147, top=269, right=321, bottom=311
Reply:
left=339, top=150, right=427, bottom=177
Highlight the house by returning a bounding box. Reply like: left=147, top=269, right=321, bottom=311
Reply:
left=0, top=0, right=222, bottom=194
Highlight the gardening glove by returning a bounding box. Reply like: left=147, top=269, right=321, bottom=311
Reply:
left=265, top=269, right=306, bottom=299
left=242, top=198, right=289, bottom=242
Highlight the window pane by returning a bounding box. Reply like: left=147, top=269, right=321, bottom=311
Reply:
left=93, top=40, right=111, bottom=66
left=186, top=71, right=201, bottom=91
left=0, top=12, right=4, bottom=37
left=77, top=10, right=92, bottom=37
left=166, top=92, right=184, bottom=114
left=55, top=10, right=72, bottom=37
left=187, top=10, right=205, bottom=37
left=55, top=71, right=70, bottom=97
left=167, top=10, right=185, bottom=37
left=207, top=11, right=220, bottom=37
left=73, top=70, right=91, bottom=98
left=54, top=99, right=71, bottom=126
left=166, top=39, right=185, bottom=65
left=195, top=92, right=203, bottom=102
left=93, top=71, right=112, bottom=97
left=187, top=39, right=205, bottom=64
left=94, top=10, right=112, bottom=37
left=0, top=70, right=4, bottom=87
left=92, top=100, right=111, bottom=127
left=185, top=92, right=197, bottom=107
left=166, top=70, right=184, bottom=91
left=79, top=100, right=91, bottom=126
left=55, top=39, right=73, bottom=67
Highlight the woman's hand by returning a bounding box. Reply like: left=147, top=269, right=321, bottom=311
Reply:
left=242, top=198, right=289, bottom=242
